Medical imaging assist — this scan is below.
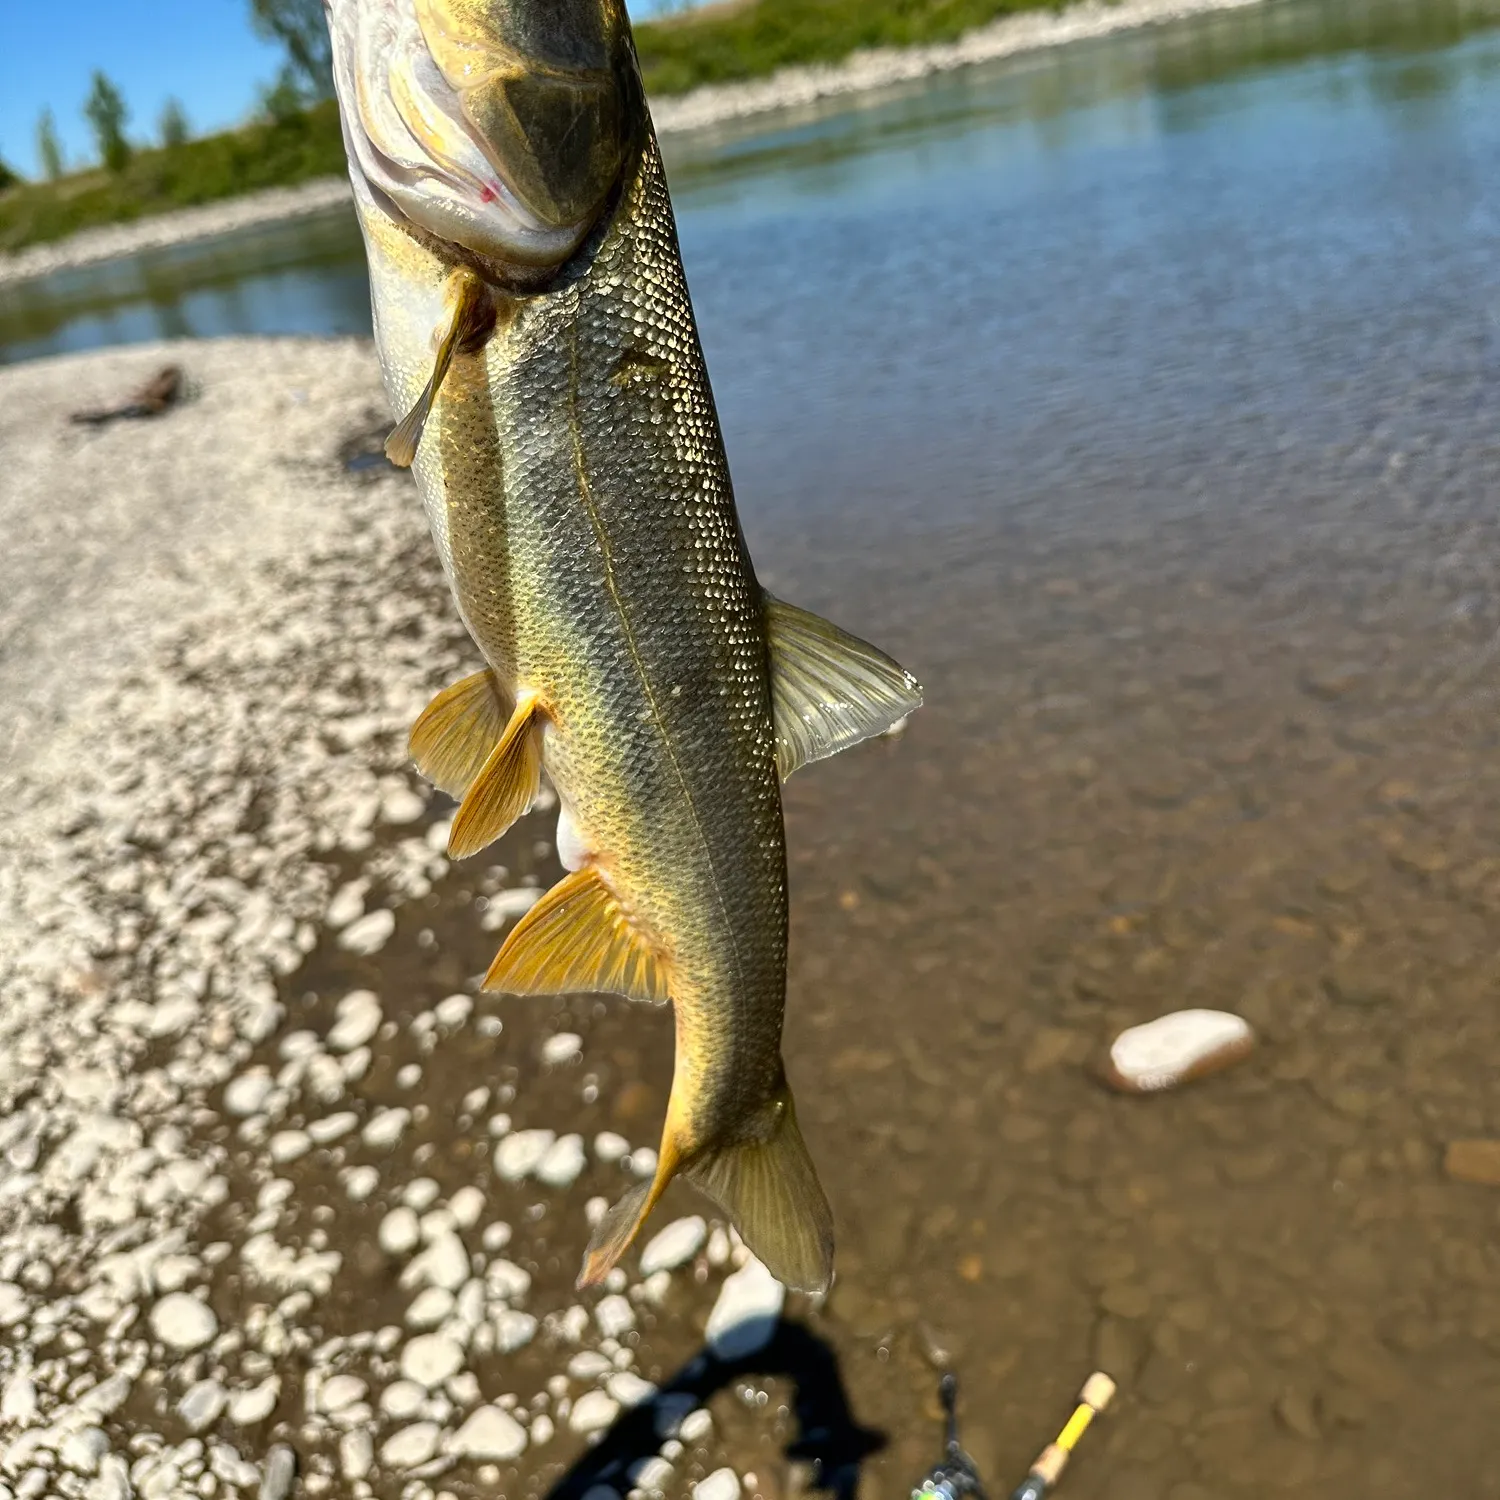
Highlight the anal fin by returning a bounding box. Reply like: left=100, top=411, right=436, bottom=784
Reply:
left=764, top=592, right=923, bottom=780
left=409, top=668, right=510, bottom=797
left=385, top=269, right=495, bottom=467
left=447, top=691, right=542, bottom=859
left=482, top=866, right=669, bottom=1003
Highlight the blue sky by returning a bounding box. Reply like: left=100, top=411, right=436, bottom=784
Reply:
left=0, top=0, right=686, bottom=178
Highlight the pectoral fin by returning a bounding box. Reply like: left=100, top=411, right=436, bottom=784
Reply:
left=482, top=866, right=669, bottom=1003
left=409, top=669, right=511, bottom=797
left=764, top=593, right=923, bottom=780
left=385, top=269, right=495, bottom=467
left=447, top=691, right=543, bottom=859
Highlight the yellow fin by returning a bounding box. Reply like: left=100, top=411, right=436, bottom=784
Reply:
left=578, top=1130, right=684, bottom=1288
left=447, top=692, right=542, bottom=860
left=764, top=593, right=923, bottom=780
left=576, top=1179, right=656, bottom=1289
left=409, top=669, right=511, bottom=797
left=683, top=1080, right=834, bottom=1294
left=482, top=866, right=670, bottom=1003
left=385, top=269, right=495, bottom=467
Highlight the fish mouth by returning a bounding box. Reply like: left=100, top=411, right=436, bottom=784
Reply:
left=327, top=0, right=635, bottom=268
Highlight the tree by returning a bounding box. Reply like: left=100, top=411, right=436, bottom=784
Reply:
left=37, top=109, right=64, bottom=180
left=250, top=0, right=334, bottom=101
left=159, top=97, right=190, bottom=149
left=84, top=71, right=131, bottom=172
left=0, top=156, right=19, bottom=192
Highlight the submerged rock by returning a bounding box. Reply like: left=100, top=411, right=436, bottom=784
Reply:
left=1101, top=1009, right=1254, bottom=1093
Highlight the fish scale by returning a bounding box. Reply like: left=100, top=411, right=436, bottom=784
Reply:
left=329, top=0, right=922, bottom=1291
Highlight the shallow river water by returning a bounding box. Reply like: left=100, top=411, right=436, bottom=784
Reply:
left=14, top=0, right=1500, bottom=1494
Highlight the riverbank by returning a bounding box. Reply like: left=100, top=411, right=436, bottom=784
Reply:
left=0, top=337, right=806, bottom=1499
left=0, top=0, right=1264, bottom=291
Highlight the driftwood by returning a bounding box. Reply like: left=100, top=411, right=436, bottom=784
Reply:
left=70, top=365, right=184, bottom=426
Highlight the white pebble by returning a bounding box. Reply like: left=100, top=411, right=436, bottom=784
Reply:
left=339, top=1430, right=373, bottom=1481
left=594, top=1294, right=635, bottom=1339
left=679, top=1408, right=713, bottom=1443
left=268, top=1130, right=311, bottom=1164
left=224, top=1069, right=275, bottom=1117
left=435, top=994, right=473, bottom=1028
left=380, top=1422, right=442, bottom=1470
left=380, top=1207, right=422, bottom=1256
left=542, top=1032, right=582, bottom=1065
left=380, top=1381, right=426, bottom=1419
left=149, top=1293, right=217, bottom=1351
left=344, top=1165, right=379, bottom=1201
left=536, top=1133, right=586, bottom=1188
left=1105, top=1009, right=1255, bottom=1093
left=59, top=1426, right=109, bottom=1474
left=308, top=1111, right=358, bottom=1144
left=2, top=1369, right=37, bottom=1423
left=362, top=1107, right=410, bottom=1150
left=403, top=1231, right=469, bottom=1292
left=339, top=908, right=396, bottom=955
left=326, top=879, right=369, bottom=929
left=227, top=1377, right=279, bottom=1425
left=593, top=1131, right=629, bottom=1164
left=401, top=1333, right=465, bottom=1387
left=448, top=1186, right=485, bottom=1228
left=494, top=1128, right=555, bottom=1182
left=627, top=1147, right=657, bottom=1179
left=328, top=991, right=383, bottom=1051
left=319, top=1375, right=367, bottom=1413
left=569, top=1389, right=620, bottom=1435
left=705, top=1258, right=783, bottom=1360
left=406, top=1287, right=455, bottom=1329
left=447, top=1405, right=528, bottom=1462
left=177, top=1380, right=227, bottom=1431
left=260, top=1443, right=297, bottom=1500
left=607, top=1371, right=657, bottom=1408
left=695, top=1468, right=741, bottom=1500
left=382, top=786, right=427, bottom=824
left=404, top=1177, right=442, bottom=1210
left=639, top=1216, right=706, bottom=1275
left=493, top=1311, right=537, bottom=1353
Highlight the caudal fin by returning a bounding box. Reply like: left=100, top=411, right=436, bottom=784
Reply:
left=684, top=1087, right=834, bottom=1295
left=576, top=1083, right=834, bottom=1295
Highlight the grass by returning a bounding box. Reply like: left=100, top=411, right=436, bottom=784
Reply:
left=634, top=0, right=1067, bottom=96
left=0, top=100, right=346, bottom=254
left=0, top=0, right=1064, bottom=254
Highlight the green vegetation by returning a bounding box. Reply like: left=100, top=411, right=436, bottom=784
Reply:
left=0, top=0, right=1066, bottom=255
left=633, top=0, right=1066, bottom=96
left=0, top=159, right=19, bottom=193
left=0, top=101, right=346, bottom=253
left=159, top=98, right=191, bottom=150
left=251, top=0, right=336, bottom=100
left=36, top=109, right=65, bottom=182
left=84, top=72, right=132, bottom=174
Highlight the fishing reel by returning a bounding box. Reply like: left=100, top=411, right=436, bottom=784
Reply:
left=911, top=1371, right=1115, bottom=1500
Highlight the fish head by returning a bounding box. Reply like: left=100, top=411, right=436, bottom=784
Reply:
left=327, top=0, right=636, bottom=269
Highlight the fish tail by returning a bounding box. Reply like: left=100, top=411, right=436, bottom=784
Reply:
left=577, top=1074, right=834, bottom=1296
left=680, top=1078, right=833, bottom=1295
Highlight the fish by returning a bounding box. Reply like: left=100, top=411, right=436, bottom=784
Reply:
left=325, top=0, right=922, bottom=1293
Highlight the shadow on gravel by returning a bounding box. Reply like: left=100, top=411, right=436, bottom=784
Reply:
left=546, top=1320, right=886, bottom=1500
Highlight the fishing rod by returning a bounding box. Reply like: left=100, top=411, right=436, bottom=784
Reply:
left=911, top=1371, right=1116, bottom=1500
